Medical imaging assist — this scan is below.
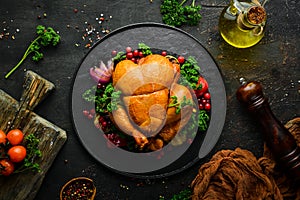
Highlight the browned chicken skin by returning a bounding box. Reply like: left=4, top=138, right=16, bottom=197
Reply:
left=111, top=105, right=148, bottom=148
left=111, top=54, right=194, bottom=150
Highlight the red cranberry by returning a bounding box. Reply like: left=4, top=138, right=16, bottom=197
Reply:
left=125, top=46, right=132, bottom=53
left=177, top=56, right=185, bottom=64
left=204, top=103, right=211, bottom=110
left=138, top=51, right=144, bottom=58
left=83, top=110, right=89, bottom=116
left=126, top=52, right=133, bottom=59
left=133, top=49, right=139, bottom=57
left=203, top=92, right=211, bottom=100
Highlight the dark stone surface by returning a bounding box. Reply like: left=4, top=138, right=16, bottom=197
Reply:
left=0, top=0, right=299, bottom=199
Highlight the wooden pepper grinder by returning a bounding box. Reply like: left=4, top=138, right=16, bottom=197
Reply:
left=236, top=78, right=300, bottom=180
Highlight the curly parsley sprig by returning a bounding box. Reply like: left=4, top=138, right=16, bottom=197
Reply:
left=82, top=83, right=122, bottom=114
left=168, top=95, right=193, bottom=114
left=179, top=56, right=201, bottom=90
left=198, top=110, right=210, bottom=131
left=138, top=43, right=152, bottom=56
left=159, top=188, right=192, bottom=200
left=14, top=134, right=42, bottom=173
left=5, top=25, right=61, bottom=79
left=112, top=51, right=126, bottom=62
left=160, top=0, right=202, bottom=27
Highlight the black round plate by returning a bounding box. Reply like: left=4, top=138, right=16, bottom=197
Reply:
left=71, top=22, right=226, bottom=178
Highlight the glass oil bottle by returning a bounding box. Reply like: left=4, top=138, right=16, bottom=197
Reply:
left=219, top=0, right=267, bottom=48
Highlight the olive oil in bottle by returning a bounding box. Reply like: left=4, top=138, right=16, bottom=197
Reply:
left=219, top=0, right=267, bottom=48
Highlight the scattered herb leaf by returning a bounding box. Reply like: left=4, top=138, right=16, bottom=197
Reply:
left=159, top=188, right=192, bottom=200
left=5, top=25, right=61, bottom=78
left=170, top=188, right=193, bottom=200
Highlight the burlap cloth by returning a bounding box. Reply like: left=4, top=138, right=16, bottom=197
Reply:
left=191, top=117, right=300, bottom=200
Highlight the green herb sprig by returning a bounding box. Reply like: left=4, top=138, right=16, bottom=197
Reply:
left=168, top=95, right=193, bottom=114
left=160, top=0, right=202, bottom=27
left=179, top=56, right=201, bottom=90
left=183, top=0, right=202, bottom=25
left=82, top=86, right=97, bottom=102
left=14, top=134, right=42, bottom=173
left=159, top=188, right=193, bottom=200
left=138, top=43, right=152, bottom=56
left=82, top=83, right=122, bottom=114
left=5, top=25, right=61, bottom=78
left=112, top=51, right=126, bottom=62
left=171, top=188, right=193, bottom=200
left=198, top=109, right=210, bottom=131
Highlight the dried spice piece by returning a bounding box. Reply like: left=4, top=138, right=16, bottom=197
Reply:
left=73, top=13, right=113, bottom=49
left=0, top=20, right=21, bottom=41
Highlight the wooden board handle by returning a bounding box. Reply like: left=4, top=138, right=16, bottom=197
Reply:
left=19, top=70, right=55, bottom=111
left=10, top=70, right=55, bottom=129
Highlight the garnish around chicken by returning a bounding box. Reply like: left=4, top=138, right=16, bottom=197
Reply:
left=82, top=44, right=210, bottom=152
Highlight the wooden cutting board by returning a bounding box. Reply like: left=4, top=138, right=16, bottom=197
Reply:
left=0, top=71, right=67, bottom=200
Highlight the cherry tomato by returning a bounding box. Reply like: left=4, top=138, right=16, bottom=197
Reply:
left=194, top=76, right=209, bottom=97
left=0, top=130, right=7, bottom=145
left=7, top=129, right=24, bottom=146
left=7, top=145, right=27, bottom=163
left=177, top=56, right=185, bottom=64
left=0, top=159, right=15, bottom=176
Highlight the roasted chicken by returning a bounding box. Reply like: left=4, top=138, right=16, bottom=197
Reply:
left=111, top=54, right=194, bottom=150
